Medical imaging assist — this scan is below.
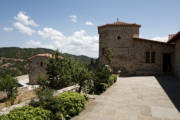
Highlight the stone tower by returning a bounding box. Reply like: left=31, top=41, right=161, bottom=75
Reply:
left=98, top=21, right=141, bottom=75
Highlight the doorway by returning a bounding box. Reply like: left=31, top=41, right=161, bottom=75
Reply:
left=163, top=53, right=171, bottom=72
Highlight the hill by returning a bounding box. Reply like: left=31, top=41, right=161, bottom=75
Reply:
left=0, top=47, right=93, bottom=77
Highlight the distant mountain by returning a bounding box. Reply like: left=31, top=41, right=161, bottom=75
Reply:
left=0, top=47, right=93, bottom=77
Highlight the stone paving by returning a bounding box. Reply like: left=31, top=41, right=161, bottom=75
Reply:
left=72, top=76, right=180, bottom=120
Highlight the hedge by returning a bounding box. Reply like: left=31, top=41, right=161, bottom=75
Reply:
left=0, top=106, right=52, bottom=120
left=57, top=92, right=86, bottom=118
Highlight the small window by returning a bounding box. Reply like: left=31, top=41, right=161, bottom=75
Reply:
left=102, top=48, right=105, bottom=56
left=117, top=36, right=121, bottom=40
left=145, top=51, right=156, bottom=64
left=151, top=52, right=156, bottom=64
left=40, top=61, right=43, bottom=67
left=146, top=52, right=151, bottom=63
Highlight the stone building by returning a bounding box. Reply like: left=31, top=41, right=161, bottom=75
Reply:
left=98, top=21, right=180, bottom=77
left=28, top=54, right=52, bottom=84
left=167, top=31, right=180, bottom=78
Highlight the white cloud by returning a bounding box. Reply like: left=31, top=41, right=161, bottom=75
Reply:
left=151, top=36, right=168, bottom=42
left=30, top=28, right=98, bottom=57
left=38, top=27, right=65, bottom=40
left=14, top=11, right=38, bottom=27
left=69, top=15, right=77, bottom=23
left=27, top=40, right=54, bottom=49
left=14, top=22, right=35, bottom=35
left=85, top=21, right=94, bottom=26
left=3, top=27, right=13, bottom=31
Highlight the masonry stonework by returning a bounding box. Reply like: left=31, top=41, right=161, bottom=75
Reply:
left=28, top=54, right=49, bottom=84
left=174, top=39, right=180, bottom=78
left=98, top=21, right=176, bottom=76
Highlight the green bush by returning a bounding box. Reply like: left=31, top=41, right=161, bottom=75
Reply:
left=89, top=65, right=113, bottom=94
left=30, top=97, right=62, bottom=120
left=94, top=65, right=111, bottom=84
left=71, top=61, right=92, bottom=93
left=108, top=74, right=117, bottom=86
left=93, top=83, right=108, bottom=94
left=0, top=106, right=52, bottom=120
left=31, top=91, right=86, bottom=120
left=0, top=75, right=18, bottom=99
left=46, top=50, right=74, bottom=89
left=57, top=92, right=86, bottom=118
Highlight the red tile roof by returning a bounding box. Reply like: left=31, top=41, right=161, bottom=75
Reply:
left=98, top=21, right=141, bottom=28
left=28, top=53, right=52, bottom=60
left=167, top=31, right=180, bottom=43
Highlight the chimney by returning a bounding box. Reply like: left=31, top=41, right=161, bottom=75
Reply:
left=168, top=34, right=175, bottom=40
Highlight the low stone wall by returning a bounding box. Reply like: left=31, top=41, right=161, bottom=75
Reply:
left=0, top=85, right=79, bottom=115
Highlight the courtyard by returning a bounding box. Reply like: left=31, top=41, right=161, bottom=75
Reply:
left=73, top=76, right=180, bottom=120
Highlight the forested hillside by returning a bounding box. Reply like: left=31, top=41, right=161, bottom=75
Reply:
left=0, top=47, right=93, bottom=77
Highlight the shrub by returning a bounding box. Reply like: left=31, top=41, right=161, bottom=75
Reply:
left=89, top=65, right=112, bottom=94
left=32, top=88, right=60, bottom=116
left=0, top=75, right=18, bottom=99
left=93, top=83, right=108, bottom=94
left=46, top=50, right=74, bottom=89
left=108, top=74, right=117, bottom=86
left=57, top=92, right=86, bottom=118
left=0, top=106, right=52, bottom=120
left=37, top=74, right=50, bottom=89
left=71, top=62, right=92, bottom=93
left=35, top=88, right=54, bottom=103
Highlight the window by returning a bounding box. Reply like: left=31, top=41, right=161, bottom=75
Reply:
left=151, top=52, right=156, bottom=63
left=145, top=51, right=156, bottom=64
left=40, top=61, right=43, bottom=67
left=102, top=48, right=105, bottom=56
left=146, top=52, right=150, bottom=63
left=117, top=36, right=121, bottom=40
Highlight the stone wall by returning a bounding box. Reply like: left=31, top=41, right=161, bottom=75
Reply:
left=29, top=56, right=48, bottom=84
left=0, top=85, right=79, bottom=115
left=98, top=25, right=175, bottom=76
left=134, top=40, right=174, bottom=75
left=174, top=39, right=180, bottom=78
left=98, top=26, right=140, bottom=75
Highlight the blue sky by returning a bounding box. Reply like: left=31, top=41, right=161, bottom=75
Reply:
left=0, top=0, right=180, bottom=57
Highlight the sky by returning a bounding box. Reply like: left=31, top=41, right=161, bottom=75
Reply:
left=0, top=0, right=180, bottom=58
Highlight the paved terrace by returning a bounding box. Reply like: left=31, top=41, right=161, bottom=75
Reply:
left=72, top=76, right=180, bottom=120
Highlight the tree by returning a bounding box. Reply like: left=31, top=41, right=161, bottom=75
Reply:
left=0, top=75, right=18, bottom=99
left=46, top=50, right=73, bottom=89
left=37, top=74, right=50, bottom=89
left=71, top=62, right=92, bottom=93
left=104, top=47, right=114, bottom=65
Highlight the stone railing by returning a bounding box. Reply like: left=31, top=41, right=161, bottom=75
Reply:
left=0, top=85, right=79, bottom=115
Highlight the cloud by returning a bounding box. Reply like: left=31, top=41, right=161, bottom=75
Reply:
left=14, top=11, right=38, bottom=27
left=30, top=28, right=98, bottom=57
left=85, top=21, right=94, bottom=26
left=27, top=40, right=54, bottom=49
left=3, top=27, right=13, bottom=31
left=69, top=15, right=77, bottom=23
left=14, top=22, right=35, bottom=35
left=151, top=36, right=168, bottom=42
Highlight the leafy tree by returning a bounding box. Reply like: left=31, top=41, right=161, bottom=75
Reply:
left=71, top=62, right=92, bottom=93
left=104, top=47, right=114, bottom=65
left=46, top=50, right=73, bottom=89
left=0, top=75, right=18, bottom=99
left=37, top=74, right=50, bottom=89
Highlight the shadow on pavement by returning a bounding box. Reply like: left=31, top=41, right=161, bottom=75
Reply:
left=155, top=75, right=180, bottom=112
